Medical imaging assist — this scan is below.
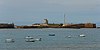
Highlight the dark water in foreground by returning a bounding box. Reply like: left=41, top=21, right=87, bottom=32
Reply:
left=0, top=28, right=100, bottom=50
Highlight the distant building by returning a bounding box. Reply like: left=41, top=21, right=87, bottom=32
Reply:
left=44, top=19, right=48, bottom=24
left=39, top=19, right=49, bottom=26
left=0, top=23, right=15, bottom=28
left=32, top=23, right=41, bottom=26
left=32, top=18, right=96, bottom=28
left=40, top=24, right=48, bottom=26
left=62, top=23, right=96, bottom=28
left=84, top=23, right=96, bottom=28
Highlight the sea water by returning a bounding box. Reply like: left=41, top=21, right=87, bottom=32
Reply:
left=0, top=28, right=100, bottom=50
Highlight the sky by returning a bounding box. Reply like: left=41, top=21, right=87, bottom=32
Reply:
left=0, top=0, right=100, bottom=26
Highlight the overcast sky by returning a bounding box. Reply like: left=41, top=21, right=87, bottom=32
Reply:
left=0, top=0, right=100, bottom=26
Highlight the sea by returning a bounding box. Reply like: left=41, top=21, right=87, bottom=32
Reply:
left=0, top=28, right=100, bottom=50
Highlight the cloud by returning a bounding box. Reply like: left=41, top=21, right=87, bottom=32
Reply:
left=0, top=0, right=100, bottom=25
left=0, top=0, right=99, bottom=11
left=0, top=0, right=4, bottom=5
left=0, top=0, right=99, bottom=15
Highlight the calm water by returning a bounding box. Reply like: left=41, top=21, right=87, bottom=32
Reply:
left=0, top=28, right=100, bottom=50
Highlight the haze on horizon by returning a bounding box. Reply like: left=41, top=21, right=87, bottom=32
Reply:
left=0, top=0, right=100, bottom=26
